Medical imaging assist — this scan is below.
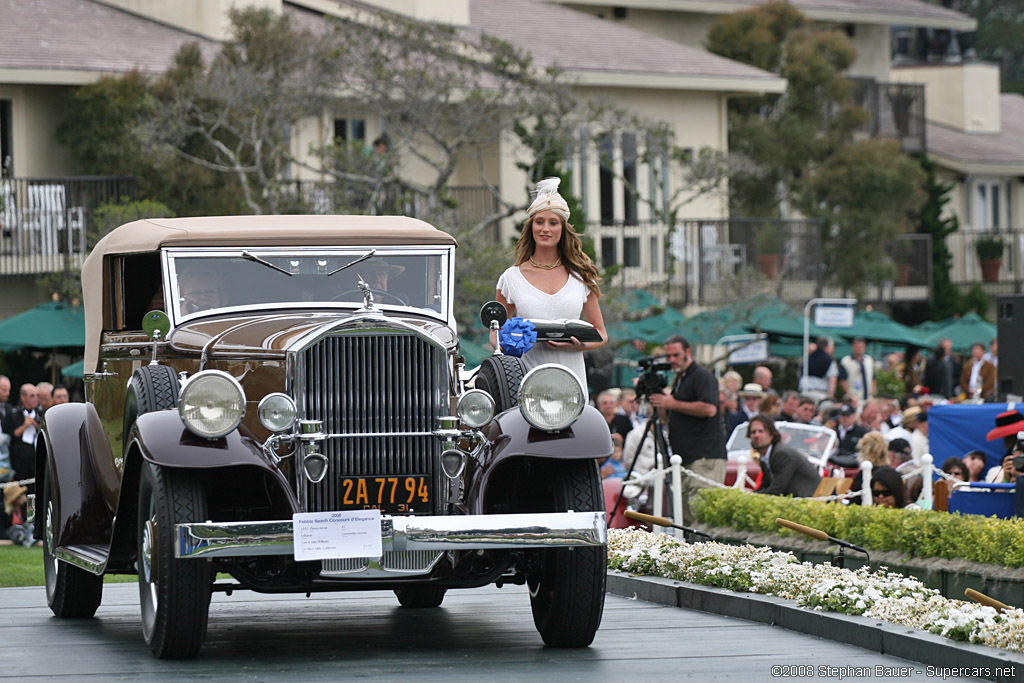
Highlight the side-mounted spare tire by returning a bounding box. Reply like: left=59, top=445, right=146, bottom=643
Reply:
left=474, top=355, right=526, bottom=414
left=123, top=365, right=180, bottom=451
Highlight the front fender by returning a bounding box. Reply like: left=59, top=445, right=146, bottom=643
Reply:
left=37, top=403, right=113, bottom=547
left=468, top=405, right=613, bottom=513
left=131, top=410, right=281, bottom=470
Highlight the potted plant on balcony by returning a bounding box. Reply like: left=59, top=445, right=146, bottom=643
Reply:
left=887, top=87, right=917, bottom=137
left=753, top=224, right=782, bottom=278
left=975, top=235, right=1004, bottom=282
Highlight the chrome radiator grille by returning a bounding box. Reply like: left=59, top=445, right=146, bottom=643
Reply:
left=298, top=331, right=445, bottom=515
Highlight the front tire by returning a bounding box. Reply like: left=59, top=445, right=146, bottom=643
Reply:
left=475, top=355, right=526, bottom=414
left=394, top=587, right=447, bottom=608
left=527, top=460, right=606, bottom=648
left=42, top=467, right=103, bottom=618
left=138, top=462, right=212, bottom=659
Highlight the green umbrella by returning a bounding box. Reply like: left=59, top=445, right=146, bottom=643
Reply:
left=620, top=288, right=660, bottom=314
left=0, top=301, right=86, bottom=383
left=61, top=359, right=84, bottom=379
left=921, top=312, right=997, bottom=353
left=837, top=310, right=923, bottom=346
left=0, top=301, right=85, bottom=349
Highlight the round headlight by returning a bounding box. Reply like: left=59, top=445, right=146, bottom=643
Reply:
left=258, top=393, right=296, bottom=433
left=519, top=364, right=585, bottom=431
left=457, top=389, right=495, bottom=428
left=178, top=370, right=246, bottom=438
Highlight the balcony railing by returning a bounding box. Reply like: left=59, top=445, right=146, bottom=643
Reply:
left=285, top=181, right=499, bottom=230
left=0, top=176, right=138, bottom=275
left=593, top=218, right=931, bottom=307
left=850, top=79, right=926, bottom=154
left=948, top=229, right=1024, bottom=294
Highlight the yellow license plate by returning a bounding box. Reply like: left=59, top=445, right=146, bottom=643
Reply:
left=339, top=475, right=431, bottom=514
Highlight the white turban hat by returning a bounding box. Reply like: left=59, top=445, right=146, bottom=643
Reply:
left=526, top=177, right=570, bottom=222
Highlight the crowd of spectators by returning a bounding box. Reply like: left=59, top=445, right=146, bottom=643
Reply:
left=0, top=373, right=74, bottom=545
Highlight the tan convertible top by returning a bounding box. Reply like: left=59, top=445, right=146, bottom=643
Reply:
left=82, top=215, right=457, bottom=373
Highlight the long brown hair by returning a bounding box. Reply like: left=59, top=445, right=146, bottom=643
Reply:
left=514, top=215, right=602, bottom=297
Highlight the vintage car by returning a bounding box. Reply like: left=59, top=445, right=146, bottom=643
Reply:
left=36, top=216, right=611, bottom=658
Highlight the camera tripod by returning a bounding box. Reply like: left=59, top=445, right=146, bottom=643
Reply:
left=609, top=400, right=675, bottom=529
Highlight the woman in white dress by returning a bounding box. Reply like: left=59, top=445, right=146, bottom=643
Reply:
left=493, top=178, right=607, bottom=399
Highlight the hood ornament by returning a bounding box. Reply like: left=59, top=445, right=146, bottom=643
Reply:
left=358, top=278, right=375, bottom=311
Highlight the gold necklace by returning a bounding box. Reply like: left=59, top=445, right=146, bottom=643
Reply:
left=529, top=256, right=562, bottom=270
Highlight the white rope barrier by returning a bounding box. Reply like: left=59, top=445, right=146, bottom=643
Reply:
left=1, top=477, right=35, bottom=489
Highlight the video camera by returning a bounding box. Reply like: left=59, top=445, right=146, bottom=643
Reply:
left=636, top=356, right=672, bottom=400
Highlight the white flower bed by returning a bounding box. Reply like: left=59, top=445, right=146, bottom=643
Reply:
left=608, top=528, right=1024, bottom=652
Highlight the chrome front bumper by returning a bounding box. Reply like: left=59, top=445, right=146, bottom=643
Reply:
left=174, top=511, right=606, bottom=559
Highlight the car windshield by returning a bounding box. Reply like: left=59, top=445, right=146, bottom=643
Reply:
left=167, top=249, right=448, bottom=321
left=726, top=421, right=837, bottom=465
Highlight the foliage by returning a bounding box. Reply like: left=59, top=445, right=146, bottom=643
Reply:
left=707, top=2, right=866, bottom=217
left=694, top=488, right=1024, bottom=567
left=874, top=368, right=904, bottom=398
left=91, top=198, right=176, bottom=249
left=804, top=139, right=926, bottom=293
left=35, top=269, right=82, bottom=305
left=975, top=235, right=1005, bottom=260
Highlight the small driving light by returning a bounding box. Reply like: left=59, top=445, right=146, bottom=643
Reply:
left=457, top=389, right=495, bottom=428
left=302, top=453, right=329, bottom=483
left=258, top=393, right=296, bottom=433
left=440, top=449, right=466, bottom=479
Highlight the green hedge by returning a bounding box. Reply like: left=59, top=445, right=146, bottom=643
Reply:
left=694, top=488, right=1024, bottom=568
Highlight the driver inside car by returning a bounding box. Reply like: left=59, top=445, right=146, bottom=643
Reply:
left=178, top=267, right=224, bottom=314
left=355, top=257, right=404, bottom=291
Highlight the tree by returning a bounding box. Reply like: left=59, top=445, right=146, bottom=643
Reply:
left=805, top=139, right=926, bottom=294
left=707, top=1, right=866, bottom=216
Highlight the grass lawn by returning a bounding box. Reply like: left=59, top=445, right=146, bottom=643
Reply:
left=0, top=546, right=136, bottom=588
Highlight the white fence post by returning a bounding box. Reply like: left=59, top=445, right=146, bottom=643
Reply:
left=860, top=460, right=873, bottom=506
left=653, top=456, right=666, bottom=535
left=670, top=454, right=684, bottom=539
left=734, top=453, right=748, bottom=491
left=921, top=454, right=933, bottom=506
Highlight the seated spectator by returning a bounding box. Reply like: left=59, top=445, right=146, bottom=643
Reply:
left=52, top=385, right=70, bottom=405
left=986, top=451, right=1020, bottom=484
left=725, top=384, right=763, bottom=435
left=849, top=431, right=888, bottom=504
left=599, top=433, right=627, bottom=480
left=758, top=393, right=780, bottom=419
left=870, top=466, right=908, bottom=509
left=3, top=484, right=36, bottom=547
left=795, top=396, right=816, bottom=424
left=835, top=403, right=868, bottom=461
left=962, top=450, right=988, bottom=482
left=887, top=438, right=913, bottom=472
left=779, top=390, right=800, bottom=422
left=748, top=414, right=820, bottom=497
left=598, top=389, right=632, bottom=442
left=941, top=457, right=967, bottom=498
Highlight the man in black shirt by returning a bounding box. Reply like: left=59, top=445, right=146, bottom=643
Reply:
left=648, top=334, right=726, bottom=524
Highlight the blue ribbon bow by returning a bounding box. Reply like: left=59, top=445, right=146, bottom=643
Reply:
left=499, top=317, right=537, bottom=357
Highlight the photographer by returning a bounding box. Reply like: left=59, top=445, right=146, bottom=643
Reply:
left=647, top=334, right=725, bottom=524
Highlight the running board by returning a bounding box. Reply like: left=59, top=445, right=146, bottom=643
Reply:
left=55, top=544, right=109, bottom=575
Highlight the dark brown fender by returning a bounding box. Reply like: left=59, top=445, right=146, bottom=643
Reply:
left=466, top=405, right=613, bottom=514
left=37, top=402, right=115, bottom=548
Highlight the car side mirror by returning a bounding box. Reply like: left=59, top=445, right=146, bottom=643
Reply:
left=479, top=301, right=508, bottom=330
left=142, top=310, right=171, bottom=340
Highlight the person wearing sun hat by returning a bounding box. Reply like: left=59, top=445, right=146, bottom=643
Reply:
left=3, top=483, right=35, bottom=546
left=986, top=409, right=1024, bottom=456
left=493, top=178, right=607, bottom=399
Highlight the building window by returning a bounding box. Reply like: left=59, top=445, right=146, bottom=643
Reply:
left=601, top=236, right=617, bottom=267
left=598, top=134, right=614, bottom=224
left=622, top=132, right=637, bottom=226
left=624, top=236, right=640, bottom=267
left=0, top=100, right=11, bottom=176
left=333, top=118, right=366, bottom=143
left=972, top=178, right=1006, bottom=232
